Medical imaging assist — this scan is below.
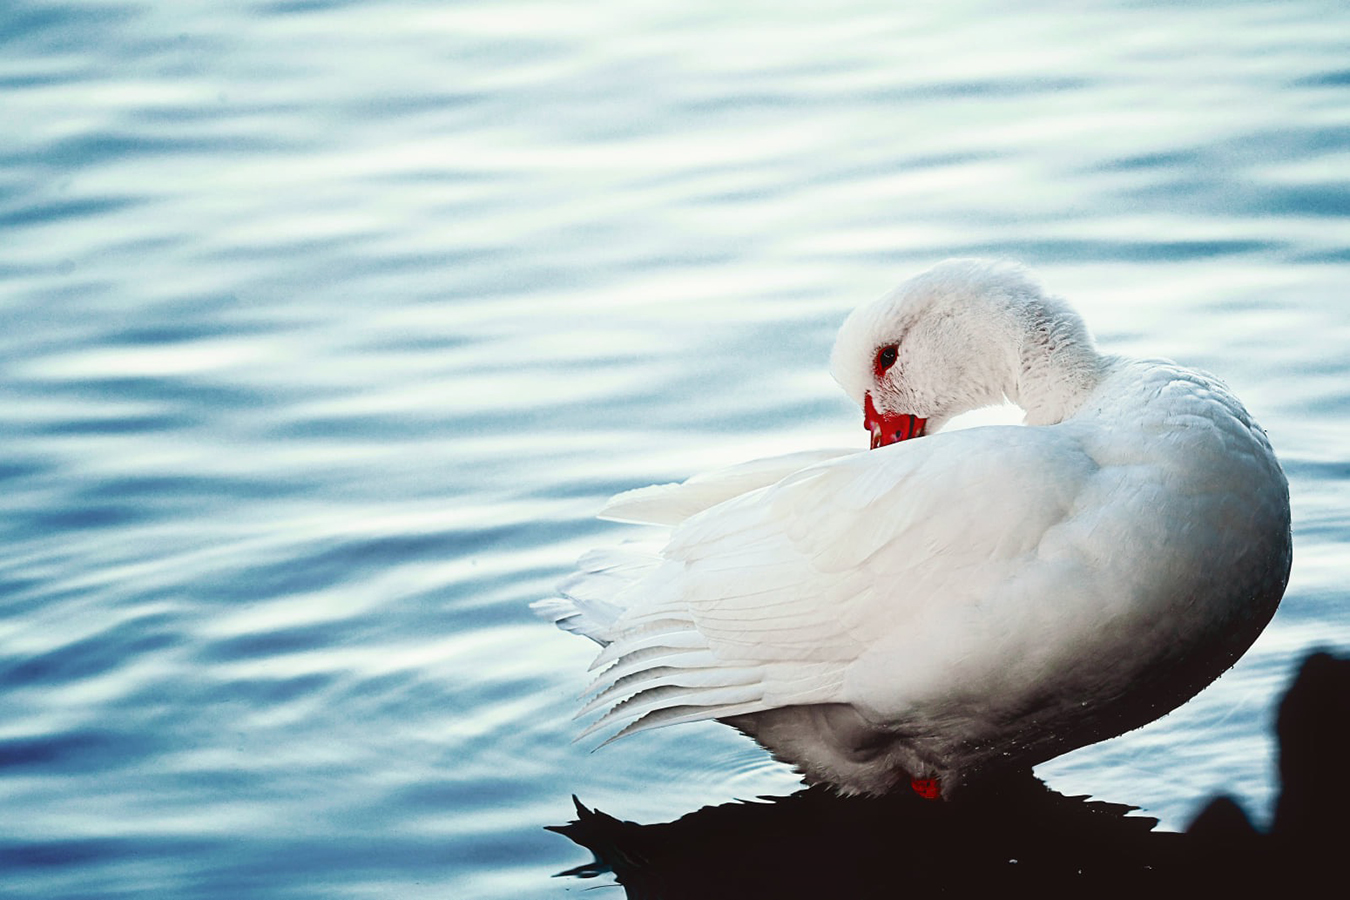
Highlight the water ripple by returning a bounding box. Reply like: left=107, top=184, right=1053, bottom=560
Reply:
left=1, top=2, right=1348, bottom=898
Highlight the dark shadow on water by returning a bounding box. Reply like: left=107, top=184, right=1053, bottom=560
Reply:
left=547, top=651, right=1349, bottom=898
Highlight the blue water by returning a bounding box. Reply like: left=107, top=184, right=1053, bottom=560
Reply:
left=2, top=1, right=1348, bottom=896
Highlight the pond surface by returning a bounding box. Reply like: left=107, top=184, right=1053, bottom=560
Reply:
left=2, top=1, right=1348, bottom=897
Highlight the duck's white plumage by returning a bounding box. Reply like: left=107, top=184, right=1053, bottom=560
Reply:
left=537, top=259, right=1291, bottom=797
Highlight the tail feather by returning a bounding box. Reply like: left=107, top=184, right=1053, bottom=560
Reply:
left=578, top=682, right=766, bottom=741
left=537, top=453, right=858, bottom=745
left=597, top=700, right=770, bottom=746
left=579, top=664, right=763, bottom=716
left=581, top=647, right=721, bottom=693
left=530, top=596, right=619, bottom=646
left=589, top=626, right=708, bottom=670
left=533, top=544, right=665, bottom=645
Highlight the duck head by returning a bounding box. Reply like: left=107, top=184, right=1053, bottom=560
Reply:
left=830, top=259, right=1105, bottom=446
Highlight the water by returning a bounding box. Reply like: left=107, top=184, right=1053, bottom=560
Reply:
left=1, top=0, right=1348, bottom=896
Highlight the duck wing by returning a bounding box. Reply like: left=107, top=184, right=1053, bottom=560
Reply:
left=600, top=448, right=857, bottom=526
left=573, top=424, right=1103, bottom=743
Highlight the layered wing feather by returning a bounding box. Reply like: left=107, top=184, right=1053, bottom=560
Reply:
left=600, top=448, right=856, bottom=525
left=573, top=424, right=1106, bottom=742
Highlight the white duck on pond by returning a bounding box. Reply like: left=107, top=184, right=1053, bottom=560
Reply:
left=535, top=259, right=1292, bottom=799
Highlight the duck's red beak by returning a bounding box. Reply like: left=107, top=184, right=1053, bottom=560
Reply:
left=864, top=393, right=927, bottom=449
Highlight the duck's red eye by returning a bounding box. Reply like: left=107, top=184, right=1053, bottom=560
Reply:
left=874, top=345, right=898, bottom=378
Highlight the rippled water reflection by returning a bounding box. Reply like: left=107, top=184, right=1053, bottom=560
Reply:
left=2, top=1, right=1348, bottom=897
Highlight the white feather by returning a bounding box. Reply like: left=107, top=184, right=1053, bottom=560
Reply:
left=600, top=448, right=855, bottom=525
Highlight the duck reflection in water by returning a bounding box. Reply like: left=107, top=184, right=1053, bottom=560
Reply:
left=546, top=651, right=1348, bottom=899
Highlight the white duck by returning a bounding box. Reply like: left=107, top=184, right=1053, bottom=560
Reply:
left=536, top=259, right=1292, bottom=799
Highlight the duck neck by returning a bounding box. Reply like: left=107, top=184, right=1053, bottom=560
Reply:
left=1005, top=301, right=1107, bottom=426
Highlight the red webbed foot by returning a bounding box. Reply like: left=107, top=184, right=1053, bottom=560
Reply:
left=910, top=777, right=941, bottom=800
